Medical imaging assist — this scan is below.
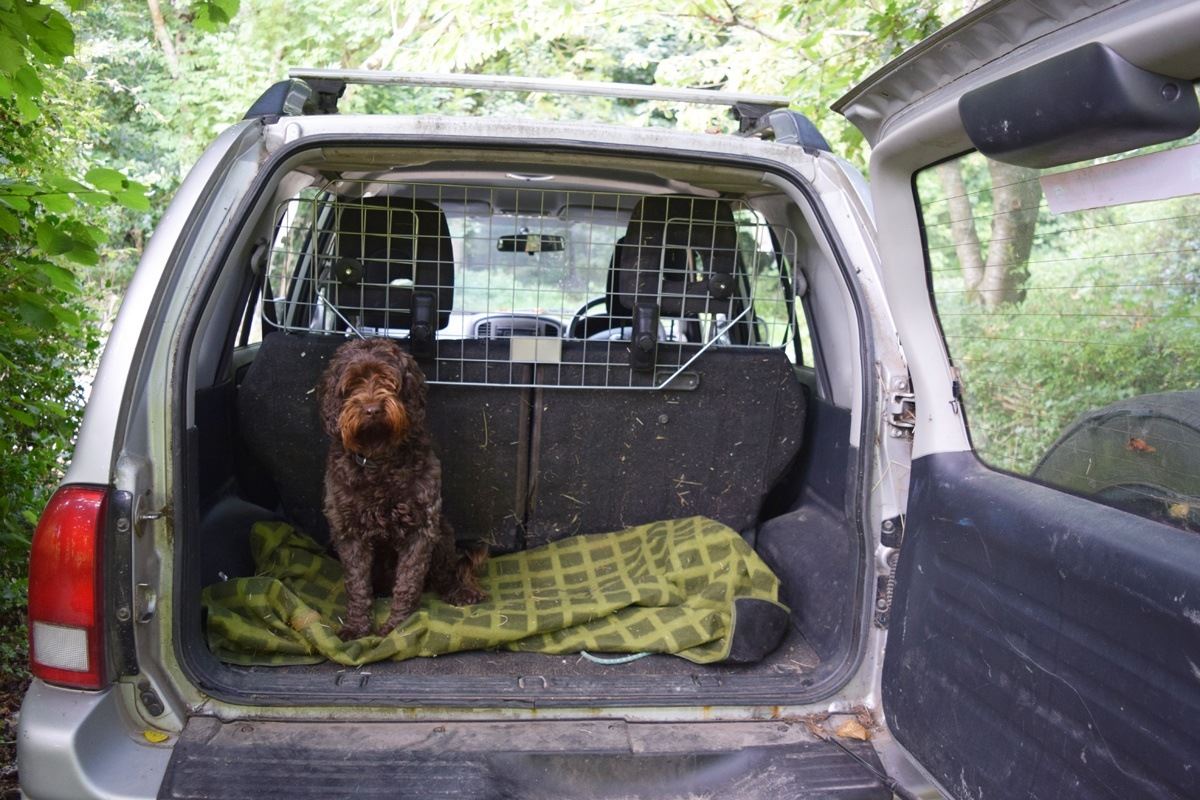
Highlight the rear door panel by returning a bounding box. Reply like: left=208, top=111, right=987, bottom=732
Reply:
left=886, top=451, right=1200, bottom=799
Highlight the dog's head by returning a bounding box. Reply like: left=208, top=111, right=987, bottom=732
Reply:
left=317, top=337, right=427, bottom=457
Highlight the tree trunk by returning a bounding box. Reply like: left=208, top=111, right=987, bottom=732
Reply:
left=936, top=161, right=985, bottom=304
left=937, top=160, right=1042, bottom=309
left=979, top=161, right=1042, bottom=308
left=146, top=0, right=180, bottom=79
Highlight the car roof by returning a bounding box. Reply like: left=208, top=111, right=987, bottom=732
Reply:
left=260, top=113, right=823, bottom=173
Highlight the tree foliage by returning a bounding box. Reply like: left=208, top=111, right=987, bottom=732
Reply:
left=1, top=1, right=148, bottom=564
left=78, top=1, right=952, bottom=198
left=61, top=0, right=958, bottom=374
left=0, top=1, right=179, bottom=677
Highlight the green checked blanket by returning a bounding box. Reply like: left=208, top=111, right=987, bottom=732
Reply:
left=202, top=516, right=789, bottom=666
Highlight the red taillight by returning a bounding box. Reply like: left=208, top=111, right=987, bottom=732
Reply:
left=28, top=485, right=108, bottom=689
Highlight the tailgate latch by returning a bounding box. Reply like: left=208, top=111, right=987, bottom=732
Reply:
left=886, top=376, right=915, bottom=438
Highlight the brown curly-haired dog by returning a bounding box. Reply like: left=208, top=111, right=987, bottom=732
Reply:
left=318, top=337, right=486, bottom=640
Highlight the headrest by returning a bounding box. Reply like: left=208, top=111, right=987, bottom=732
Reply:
left=614, top=196, right=742, bottom=316
left=328, top=196, right=454, bottom=331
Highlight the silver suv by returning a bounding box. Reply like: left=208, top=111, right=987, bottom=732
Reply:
left=19, top=1, right=1200, bottom=797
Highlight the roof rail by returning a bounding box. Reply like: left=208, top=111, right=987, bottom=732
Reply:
left=243, top=70, right=791, bottom=121
left=735, top=107, right=832, bottom=153
left=290, top=68, right=790, bottom=108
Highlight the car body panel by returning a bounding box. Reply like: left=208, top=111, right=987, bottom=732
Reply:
left=17, top=680, right=172, bottom=800
left=838, top=1, right=1200, bottom=798
left=63, top=120, right=264, bottom=487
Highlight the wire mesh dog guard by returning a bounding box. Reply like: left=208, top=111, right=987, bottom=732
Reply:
left=265, top=180, right=799, bottom=389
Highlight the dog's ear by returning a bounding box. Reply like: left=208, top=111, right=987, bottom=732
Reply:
left=393, top=347, right=428, bottom=424
left=316, top=346, right=349, bottom=439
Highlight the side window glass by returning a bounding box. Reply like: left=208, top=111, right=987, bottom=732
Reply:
left=734, top=208, right=811, bottom=364
left=917, top=137, right=1200, bottom=532
left=794, top=294, right=816, bottom=368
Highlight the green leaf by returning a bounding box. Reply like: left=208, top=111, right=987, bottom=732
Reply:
left=0, top=206, right=17, bottom=236
left=15, top=294, right=55, bottom=328
left=0, top=195, right=31, bottom=212
left=64, top=245, right=99, bottom=266
left=46, top=175, right=90, bottom=194
left=39, top=263, right=79, bottom=293
left=0, top=34, right=24, bottom=74
left=798, top=29, right=823, bottom=48
left=37, top=193, right=73, bottom=213
left=0, top=74, right=11, bottom=99
left=9, top=409, right=35, bottom=427
left=14, top=255, right=56, bottom=274
left=84, top=166, right=126, bottom=193
left=76, top=191, right=112, bottom=207
left=191, top=0, right=240, bottom=32
left=35, top=220, right=74, bottom=255
left=48, top=303, right=81, bottom=326
left=21, top=510, right=39, bottom=526
left=116, top=186, right=150, bottom=211
left=40, top=401, right=72, bottom=419
left=14, top=91, right=38, bottom=123
left=17, top=2, right=50, bottom=23
left=69, top=221, right=106, bottom=246
left=32, top=9, right=75, bottom=62
left=13, top=65, right=43, bottom=98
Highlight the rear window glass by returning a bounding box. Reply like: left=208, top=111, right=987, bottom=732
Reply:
left=917, top=135, right=1200, bottom=532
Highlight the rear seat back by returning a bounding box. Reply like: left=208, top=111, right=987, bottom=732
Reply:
left=527, top=343, right=806, bottom=546
left=614, top=196, right=748, bottom=343
left=237, top=334, right=805, bottom=553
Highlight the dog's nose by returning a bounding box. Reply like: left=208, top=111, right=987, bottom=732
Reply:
left=363, top=403, right=381, bottom=417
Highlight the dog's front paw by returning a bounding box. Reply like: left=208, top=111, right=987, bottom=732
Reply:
left=378, top=605, right=418, bottom=637
left=338, top=621, right=369, bottom=641
left=443, top=585, right=488, bottom=606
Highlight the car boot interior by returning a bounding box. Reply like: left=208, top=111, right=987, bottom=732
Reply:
left=178, top=146, right=871, bottom=706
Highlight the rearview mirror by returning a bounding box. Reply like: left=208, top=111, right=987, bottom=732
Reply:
left=497, top=233, right=566, bottom=254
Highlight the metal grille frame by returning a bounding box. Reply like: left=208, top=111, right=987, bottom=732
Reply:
left=265, top=180, right=800, bottom=390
